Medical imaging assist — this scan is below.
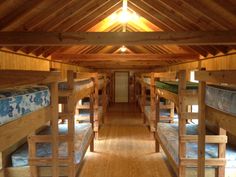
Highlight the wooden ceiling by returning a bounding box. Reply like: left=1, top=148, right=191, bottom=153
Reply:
left=0, top=0, right=235, bottom=69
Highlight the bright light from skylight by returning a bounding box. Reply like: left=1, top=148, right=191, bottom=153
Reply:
left=120, top=45, right=127, bottom=52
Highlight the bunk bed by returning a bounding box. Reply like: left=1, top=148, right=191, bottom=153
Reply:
left=0, top=70, right=60, bottom=177
left=155, top=70, right=236, bottom=177
left=195, top=70, right=236, bottom=177
left=141, top=72, right=178, bottom=132
left=74, top=73, right=109, bottom=138
left=75, top=74, right=109, bottom=123
left=2, top=70, right=95, bottom=177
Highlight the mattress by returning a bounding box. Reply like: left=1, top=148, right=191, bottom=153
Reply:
left=58, top=79, right=93, bottom=91
left=206, top=85, right=236, bottom=116
left=0, top=85, right=50, bottom=126
left=144, top=106, right=177, bottom=120
left=11, top=123, right=93, bottom=167
left=157, top=123, right=236, bottom=168
left=143, top=78, right=198, bottom=94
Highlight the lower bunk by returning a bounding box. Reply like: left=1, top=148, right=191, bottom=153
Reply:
left=156, top=123, right=236, bottom=177
left=144, top=104, right=176, bottom=132
left=5, top=123, right=94, bottom=177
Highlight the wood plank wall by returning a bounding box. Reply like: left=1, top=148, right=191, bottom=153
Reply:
left=167, top=51, right=236, bottom=71
left=0, top=50, right=91, bottom=80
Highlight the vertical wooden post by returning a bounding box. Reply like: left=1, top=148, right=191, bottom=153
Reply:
left=178, top=70, right=187, bottom=177
left=28, top=135, right=38, bottom=177
left=90, top=93, right=95, bottom=152
left=141, top=76, right=146, bottom=124
left=66, top=70, right=75, bottom=177
left=102, top=75, right=107, bottom=123
left=51, top=81, right=59, bottom=177
left=150, top=73, right=156, bottom=132
left=93, top=74, right=99, bottom=139
left=170, top=101, right=175, bottom=123
left=197, top=79, right=206, bottom=177
left=155, top=79, right=160, bottom=153
left=217, top=128, right=226, bottom=177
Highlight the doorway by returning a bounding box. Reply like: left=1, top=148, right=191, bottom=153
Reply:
left=115, top=71, right=129, bottom=103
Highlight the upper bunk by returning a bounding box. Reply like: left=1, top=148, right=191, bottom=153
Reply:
left=58, top=71, right=106, bottom=103
left=142, top=71, right=198, bottom=107
left=195, top=70, right=236, bottom=136
left=0, top=70, right=60, bottom=152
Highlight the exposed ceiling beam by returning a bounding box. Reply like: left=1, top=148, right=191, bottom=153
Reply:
left=1, top=31, right=235, bottom=46
left=51, top=53, right=199, bottom=61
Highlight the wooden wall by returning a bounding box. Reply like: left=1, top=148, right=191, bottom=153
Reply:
left=0, top=50, right=91, bottom=80
left=166, top=51, right=236, bottom=71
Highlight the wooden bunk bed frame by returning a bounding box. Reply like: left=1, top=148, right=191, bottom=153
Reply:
left=155, top=70, right=226, bottom=177
left=195, top=70, right=236, bottom=177
left=141, top=72, right=175, bottom=132
left=0, top=70, right=60, bottom=177
left=75, top=72, right=107, bottom=138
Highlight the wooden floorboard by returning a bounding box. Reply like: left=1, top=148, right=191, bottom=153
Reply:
left=78, top=103, right=174, bottom=177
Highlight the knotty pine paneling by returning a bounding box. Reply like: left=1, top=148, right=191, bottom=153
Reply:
left=0, top=50, right=91, bottom=80
left=0, top=51, right=49, bottom=71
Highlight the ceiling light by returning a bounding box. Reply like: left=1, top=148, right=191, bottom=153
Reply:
left=120, top=45, right=127, bottom=52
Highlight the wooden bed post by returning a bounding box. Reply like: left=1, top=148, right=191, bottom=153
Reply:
left=90, top=93, right=95, bottom=152
left=141, top=76, right=146, bottom=124
left=155, top=78, right=161, bottom=153
left=51, top=81, right=59, bottom=177
left=218, top=128, right=226, bottom=177
left=150, top=73, right=156, bottom=132
left=102, top=75, right=107, bottom=123
left=66, top=70, right=76, bottom=177
left=170, top=101, right=175, bottom=123
left=93, top=73, right=99, bottom=139
left=178, top=70, right=187, bottom=177
left=197, top=73, right=206, bottom=177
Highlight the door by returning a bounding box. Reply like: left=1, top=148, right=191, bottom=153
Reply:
left=115, top=72, right=129, bottom=103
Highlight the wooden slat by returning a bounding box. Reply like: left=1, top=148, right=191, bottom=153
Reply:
left=51, top=53, right=199, bottom=61
left=181, top=112, right=198, bottom=120
left=180, top=158, right=226, bottom=166
left=206, top=106, right=236, bottom=136
left=195, top=70, right=236, bottom=84
left=0, top=70, right=60, bottom=89
left=0, top=31, right=236, bottom=46
left=0, top=107, right=51, bottom=151
left=180, top=135, right=227, bottom=143
left=154, top=72, right=177, bottom=79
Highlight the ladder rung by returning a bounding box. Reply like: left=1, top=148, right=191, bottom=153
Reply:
left=181, top=112, right=198, bottom=119
left=59, top=112, right=74, bottom=120
left=180, top=158, right=226, bottom=166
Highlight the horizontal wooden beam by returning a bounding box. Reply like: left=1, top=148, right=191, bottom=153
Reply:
left=51, top=53, right=199, bottom=61
left=0, top=31, right=235, bottom=46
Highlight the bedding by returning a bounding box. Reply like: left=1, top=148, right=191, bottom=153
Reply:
left=143, top=78, right=198, bottom=94
left=0, top=85, right=50, bottom=126
left=157, top=123, right=236, bottom=168
left=206, top=85, right=236, bottom=116
left=11, top=123, right=93, bottom=167
left=144, top=106, right=177, bottom=120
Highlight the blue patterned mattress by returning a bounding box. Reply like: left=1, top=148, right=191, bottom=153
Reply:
left=11, top=123, right=93, bottom=167
left=0, top=85, right=50, bottom=126
left=206, top=85, right=236, bottom=116
left=157, top=123, right=236, bottom=169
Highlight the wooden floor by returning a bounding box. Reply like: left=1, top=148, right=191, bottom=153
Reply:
left=78, top=103, right=174, bottom=177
